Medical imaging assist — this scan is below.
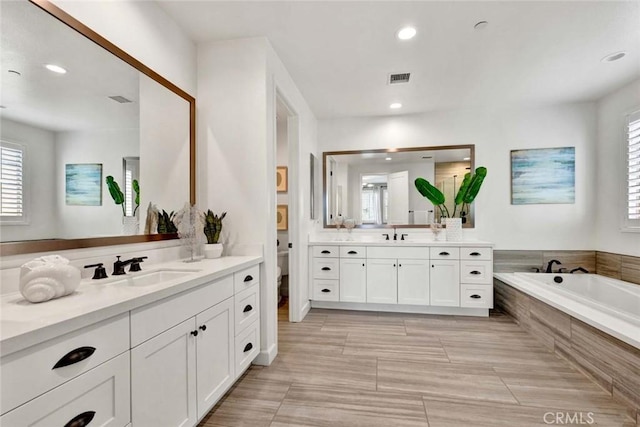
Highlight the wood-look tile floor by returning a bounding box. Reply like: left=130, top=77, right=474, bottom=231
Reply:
left=199, top=300, right=637, bottom=426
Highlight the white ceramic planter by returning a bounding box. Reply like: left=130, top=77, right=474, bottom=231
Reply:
left=204, top=243, right=224, bottom=259
left=445, top=218, right=462, bottom=242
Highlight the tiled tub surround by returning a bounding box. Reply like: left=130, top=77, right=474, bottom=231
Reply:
left=494, top=275, right=640, bottom=424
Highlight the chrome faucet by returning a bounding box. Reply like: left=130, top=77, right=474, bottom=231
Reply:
left=545, top=259, right=562, bottom=273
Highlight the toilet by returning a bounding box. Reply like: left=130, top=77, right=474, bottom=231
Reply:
left=277, top=250, right=289, bottom=302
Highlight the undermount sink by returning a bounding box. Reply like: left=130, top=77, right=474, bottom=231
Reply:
left=110, top=268, right=200, bottom=287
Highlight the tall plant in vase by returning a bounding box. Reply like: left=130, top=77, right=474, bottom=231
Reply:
left=106, top=175, right=140, bottom=235
left=173, top=203, right=205, bottom=263
left=203, top=210, right=226, bottom=258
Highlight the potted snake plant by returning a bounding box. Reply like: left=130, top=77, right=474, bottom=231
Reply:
left=203, top=210, right=226, bottom=258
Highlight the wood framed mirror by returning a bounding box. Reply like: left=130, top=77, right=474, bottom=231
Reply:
left=1, top=0, right=196, bottom=256
left=323, top=145, right=475, bottom=228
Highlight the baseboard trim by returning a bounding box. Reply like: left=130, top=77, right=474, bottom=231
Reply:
left=310, top=301, right=489, bottom=317
left=253, top=342, right=277, bottom=366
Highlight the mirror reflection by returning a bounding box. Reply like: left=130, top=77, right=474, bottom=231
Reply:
left=0, top=0, right=190, bottom=243
left=324, top=145, right=474, bottom=228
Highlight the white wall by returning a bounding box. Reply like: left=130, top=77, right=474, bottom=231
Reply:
left=276, top=117, right=289, bottom=249
left=1, top=118, right=58, bottom=241
left=595, top=79, right=640, bottom=257
left=318, top=103, right=598, bottom=250
left=55, top=128, right=139, bottom=239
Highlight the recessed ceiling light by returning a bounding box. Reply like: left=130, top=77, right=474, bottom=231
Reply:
left=601, top=51, right=626, bottom=63
left=397, top=27, right=416, bottom=40
left=385, top=157, right=392, bottom=161
left=474, top=21, right=489, bottom=30
left=45, top=64, right=67, bottom=74
left=390, top=103, right=402, bottom=109
left=463, top=157, right=470, bottom=161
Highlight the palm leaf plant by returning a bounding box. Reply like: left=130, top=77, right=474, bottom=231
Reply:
left=415, top=166, right=487, bottom=221
left=105, top=175, right=125, bottom=216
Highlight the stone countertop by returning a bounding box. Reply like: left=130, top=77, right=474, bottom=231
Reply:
left=308, top=239, right=494, bottom=247
left=0, top=256, right=262, bottom=357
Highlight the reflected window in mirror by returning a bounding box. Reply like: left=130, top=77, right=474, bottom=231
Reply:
left=323, top=145, right=475, bottom=228
left=0, top=141, right=27, bottom=226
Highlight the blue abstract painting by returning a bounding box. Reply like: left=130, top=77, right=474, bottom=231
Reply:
left=511, top=147, right=575, bottom=205
left=65, top=164, right=102, bottom=206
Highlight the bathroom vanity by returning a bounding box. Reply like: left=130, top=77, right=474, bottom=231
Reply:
left=309, top=240, right=493, bottom=316
left=0, top=257, right=262, bottom=427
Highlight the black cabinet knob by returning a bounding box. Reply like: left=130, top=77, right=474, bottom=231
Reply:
left=321, top=267, right=331, bottom=271
left=470, top=252, right=481, bottom=256
left=321, top=288, right=331, bottom=293
left=53, top=346, right=96, bottom=370
left=244, top=275, right=253, bottom=282
left=347, top=250, right=358, bottom=254
left=439, top=251, right=450, bottom=256
left=321, top=250, right=331, bottom=254
left=191, top=330, right=198, bottom=337
left=470, top=270, right=481, bottom=275
left=64, top=411, right=96, bottom=427
left=199, top=325, right=207, bottom=331
left=362, top=263, right=365, bottom=267
left=243, top=342, right=253, bottom=352
left=243, top=304, right=253, bottom=313
left=393, top=264, right=396, bottom=267
left=470, top=294, right=482, bottom=299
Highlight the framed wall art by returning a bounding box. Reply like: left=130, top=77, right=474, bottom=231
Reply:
left=277, top=204, right=288, bottom=230
left=276, top=166, right=288, bottom=193
left=511, top=147, right=575, bottom=205
left=65, top=163, right=103, bottom=206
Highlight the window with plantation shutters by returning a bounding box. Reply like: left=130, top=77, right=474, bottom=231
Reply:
left=1, top=141, right=25, bottom=222
left=625, top=110, right=640, bottom=229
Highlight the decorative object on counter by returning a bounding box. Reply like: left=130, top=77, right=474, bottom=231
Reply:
left=511, top=147, right=575, bottom=205
left=19, top=255, right=81, bottom=303
left=429, top=220, right=443, bottom=241
left=277, top=204, right=289, bottom=231
left=174, top=203, right=205, bottom=262
left=157, top=209, right=178, bottom=234
left=445, top=217, right=462, bottom=242
left=203, top=209, right=226, bottom=259
left=144, top=202, right=159, bottom=234
left=415, top=166, right=487, bottom=223
left=343, top=218, right=356, bottom=240
left=65, top=163, right=102, bottom=206
left=106, top=175, right=140, bottom=235
left=334, top=214, right=344, bottom=240
left=276, top=166, right=288, bottom=192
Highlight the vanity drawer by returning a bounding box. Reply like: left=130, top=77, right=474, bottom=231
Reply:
left=340, top=246, right=366, bottom=258
left=313, top=258, right=339, bottom=279
left=235, top=283, right=260, bottom=335
left=367, top=246, right=429, bottom=260
left=460, top=284, right=493, bottom=309
left=313, top=280, right=339, bottom=301
left=1, top=313, right=129, bottom=415
left=235, top=320, right=260, bottom=375
left=131, top=276, right=233, bottom=347
left=430, top=247, right=460, bottom=259
left=234, top=264, right=260, bottom=293
left=312, top=246, right=339, bottom=258
left=461, top=247, right=492, bottom=261
left=460, top=261, right=493, bottom=284
left=1, top=351, right=130, bottom=426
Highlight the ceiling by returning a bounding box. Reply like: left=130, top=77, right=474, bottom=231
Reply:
left=159, top=1, right=640, bottom=119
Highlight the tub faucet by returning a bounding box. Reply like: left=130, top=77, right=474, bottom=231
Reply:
left=545, top=259, right=562, bottom=273
left=570, top=267, right=589, bottom=274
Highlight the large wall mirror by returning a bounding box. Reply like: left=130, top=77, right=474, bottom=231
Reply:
left=0, top=0, right=195, bottom=255
left=323, top=145, right=475, bottom=228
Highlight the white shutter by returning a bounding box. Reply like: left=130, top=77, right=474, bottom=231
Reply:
left=625, top=111, right=640, bottom=227
left=1, top=142, right=24, bottom=219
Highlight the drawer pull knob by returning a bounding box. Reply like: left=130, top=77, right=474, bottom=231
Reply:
left=470, top=270, right=482, bottom=275
left=199, top=325, right=207, bottom=332
left=243, top=304, right=253, bottom=313
left=347, top=250, right=358, bottom=254
left=321, top=267, right=331, bottom=271
left=470, top=252, right=481, bottom=256
left=64, top=410, right=96, bottom=427
left=243, top=342, right=253, bottom=352
left=439, top=251, right=450, bottom=256
left=470, top=294, right=482, bottom=299
left=321, top=250, right=331, bottom=254
left=393, top=264, right=396, bottom=267
left=244, top=275, right=253, bottom=282
left=321, top=288, right=331, bottom=293
left=52, top=346, right=96, bottom=370
left=191, top=330, right=199, bottom=337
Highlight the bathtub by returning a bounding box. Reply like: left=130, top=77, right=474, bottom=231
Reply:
left=494, top=272, right=640, bottom=349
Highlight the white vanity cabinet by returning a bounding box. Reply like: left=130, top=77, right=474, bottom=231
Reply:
left=339, top=258, right=367, bottom=302
left=430, top=260, right=461, bottom=307
left=366, top=258, right=398, bottom=303
left=397, top=259, right=430, bottom=305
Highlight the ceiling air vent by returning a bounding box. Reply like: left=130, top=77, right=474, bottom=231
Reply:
left=388, top=72, right=410, bottom=85
left=108, top=95, right=133, bottom=104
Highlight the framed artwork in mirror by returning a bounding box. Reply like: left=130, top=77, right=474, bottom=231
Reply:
left=277, top=204, right=288, bottom=230
left=276, top=166, right=288, bottom=193
left=65, top=163, right=102, bottom=206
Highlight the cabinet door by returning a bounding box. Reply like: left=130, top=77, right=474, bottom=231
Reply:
left=132, top=318, right=197, bottom=427
left=397, top=259, right=430, bottom=305
left=339, top=258, right=367, bottom=302
left=366, top=258, right=397, bottom=304
left=430, top=260, right=460, bottom=307
left=196, top=297, right=235, bottom=419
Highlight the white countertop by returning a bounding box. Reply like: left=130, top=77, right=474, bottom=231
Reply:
left=0, top=256, right=262, bottom=357
left=308, top=239, right=493, bottom=247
